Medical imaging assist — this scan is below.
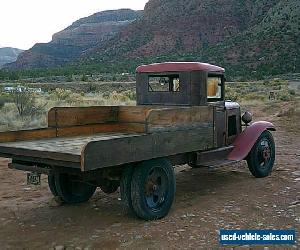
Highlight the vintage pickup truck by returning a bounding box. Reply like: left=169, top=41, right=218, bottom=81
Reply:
left=0, top=62, right=276, bottom=220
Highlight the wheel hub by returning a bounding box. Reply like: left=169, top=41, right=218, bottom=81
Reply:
left=262, top=147, right=271, bottom=161
left=145, top=168, right=167, bottom=209
left=259, top=139, right=272, bottom=166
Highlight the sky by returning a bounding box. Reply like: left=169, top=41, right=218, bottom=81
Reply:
left=0, top=0, right=148, bottom=50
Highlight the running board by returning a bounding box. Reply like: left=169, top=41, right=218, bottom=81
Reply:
left=199, top=159, right=239, bottom=168
left=194, top=146, right=237, bottom=167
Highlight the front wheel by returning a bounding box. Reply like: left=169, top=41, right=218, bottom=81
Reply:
left=131, top=158, right=176, bottom=220
left=247, top=130, right=275, bottom=178
left=54, top=173, right=96, bottom=203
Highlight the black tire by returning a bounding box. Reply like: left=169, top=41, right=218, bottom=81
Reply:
left=120, top=166, right=134, bottom=214
left=48, top=174, right=58, bottom=196
left=247, top=130, right=275, bottom=178
left=131, top=158, right=176, bottom=220
left=54, top=173, right=96, bottom=203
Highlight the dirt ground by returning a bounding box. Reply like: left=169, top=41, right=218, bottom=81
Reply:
left=0, top=103, right=299, bottom=250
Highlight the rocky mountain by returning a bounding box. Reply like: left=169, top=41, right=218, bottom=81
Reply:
left=6, top=9, right=142, bottom=70
left=0, top=47, right=23, bottom=68
left=83, top=0, right=299, bottom=77
left=6, top=0, right=300, bottom=78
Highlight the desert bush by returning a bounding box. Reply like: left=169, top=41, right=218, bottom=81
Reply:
left=0, top=95, right=13, bottom=109
left=122, top=90, right=136, bottom=100
left=10, top=88, right=37, bottom=116
left=110, top=91, right=131, bottom=103
left=51, top=88, right=72, bottom=101
left=81, top=74, right=89, bottom=82
left=278, top=91, right=293, bottom=101
left=0, top=102, right=47, bottom=131
left=87, top=83, right=97, bottom=92
left=0, top=98, right=5, bottom=109
left=289, top=89, right=296, bottom=95
left=273, top=85, right=282, bottom=90
left=225, top=86, right=238, bottom=101
left=249, top=86, right=259, bottom=92
left=68, top=93, right=84, bottom=105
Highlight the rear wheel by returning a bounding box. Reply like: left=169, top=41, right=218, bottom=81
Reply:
left=247, top=130, right=275, bottom=178
left=131, top=159, right=176, bottom=220
left=120, top=166, right=134, bottom=214
left=54, top=173, right=96, bottom=203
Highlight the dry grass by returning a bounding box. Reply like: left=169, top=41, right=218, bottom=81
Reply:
left=0, top=89, right=136, bottom=131
left=0, top=79, right=298, bottom=132
left=276, top=99, right=300, bottom=133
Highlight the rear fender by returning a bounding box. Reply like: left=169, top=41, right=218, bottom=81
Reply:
left=228, top=121, right=275, bottom=161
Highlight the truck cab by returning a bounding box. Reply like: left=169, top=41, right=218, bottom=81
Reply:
left=136, top=62, right=241, bottom=147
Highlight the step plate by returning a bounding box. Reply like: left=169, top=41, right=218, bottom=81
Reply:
left=195, top=146, right=235, bottom=166
left=198, top=159, right=239, bottom=168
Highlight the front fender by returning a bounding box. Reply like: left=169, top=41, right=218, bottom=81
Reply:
left=228, top=121, right=275, bottom=161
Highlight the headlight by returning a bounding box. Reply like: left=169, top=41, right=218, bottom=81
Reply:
left=242, top=111, right=252, bottom=125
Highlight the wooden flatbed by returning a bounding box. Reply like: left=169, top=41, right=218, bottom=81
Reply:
left=0, top=132, right=141, bottom=165
left=0, top=105, right=215, bottom=171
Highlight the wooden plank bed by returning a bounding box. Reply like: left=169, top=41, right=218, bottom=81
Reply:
left=0, top=133, right=143, bottom=163
left=0, top=105, right=215, bottom=171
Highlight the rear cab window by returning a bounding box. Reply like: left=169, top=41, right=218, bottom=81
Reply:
left=148, top=75, right=180, bottom=92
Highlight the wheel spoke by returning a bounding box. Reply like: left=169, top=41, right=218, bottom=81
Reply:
left=144, top=167, right=168, bottom=209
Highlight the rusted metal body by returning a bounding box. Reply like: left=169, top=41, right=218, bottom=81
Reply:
left=228, top=121, right=276, bottom=161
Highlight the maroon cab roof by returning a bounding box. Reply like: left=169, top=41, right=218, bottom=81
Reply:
left=136, top=62, right=225, bottom=73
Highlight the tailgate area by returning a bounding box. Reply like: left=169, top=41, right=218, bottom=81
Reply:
left=0, top=133, right=138, bottom=165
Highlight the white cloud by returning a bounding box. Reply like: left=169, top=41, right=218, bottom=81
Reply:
left=0, top=0, right=148, bottom=50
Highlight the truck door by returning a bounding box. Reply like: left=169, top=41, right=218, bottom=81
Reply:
left=215, top=107, right=226, bottom=147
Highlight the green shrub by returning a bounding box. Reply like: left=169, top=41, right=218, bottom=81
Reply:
left=0, top=98, right=5, bottom=109
left=123, top=90, right=136, bottom=100
left=273, top=85, right=282, bottom=90
left=278, top=91, right=292, bottom=101
left=81, top=74, right=88, bottom=82
left=51, top=88, right=72, bottom=101
left=0, top=96, right=13, bottom=108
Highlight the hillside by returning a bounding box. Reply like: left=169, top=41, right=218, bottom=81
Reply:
left=0, top=47, right=23, bottom=68
left=82, top=0, right=299, bottom=77
left=5, top=9, right=142, bottom=70
left=5, top=0, right=300, bottom=78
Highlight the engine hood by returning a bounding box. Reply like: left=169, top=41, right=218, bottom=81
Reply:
left=225, top=101, right=240, bottom=109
